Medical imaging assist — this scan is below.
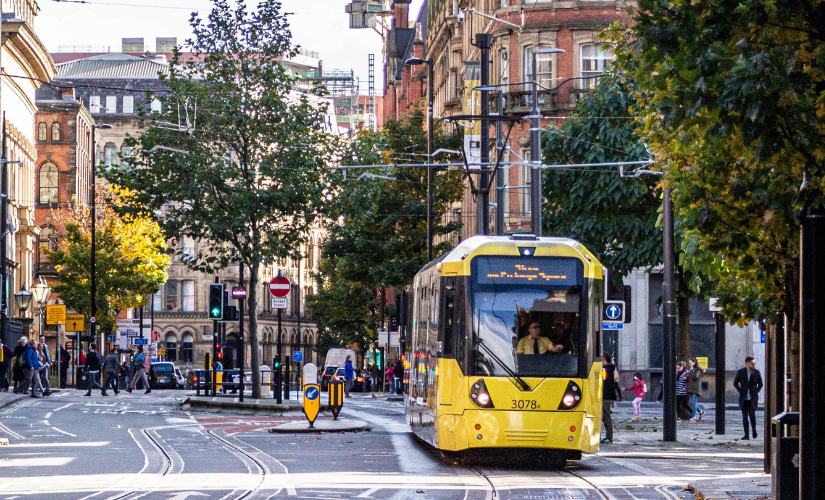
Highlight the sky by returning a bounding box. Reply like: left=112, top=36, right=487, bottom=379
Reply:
left=36, top=0, right=426, bottom=92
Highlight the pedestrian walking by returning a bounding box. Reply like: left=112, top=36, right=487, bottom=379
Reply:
left=59, top=343, right=71, bottom=388
left=688, top=357, right=705, bottom=421
left=369, top=363, right=379, bottom=392
left=344, top=355, right=354, bottom=398
left=103, top=350, right=120, bottom=395
left=676, top=361, right=692, bottom=420
left=84, top=344, right=106, bottom=396
left=0, top=339, right=13, bottom=392
left=20, top=339, right=42, bottom=398
left=733, top=356, right=763, bottom=440
left=12, top=337, right=27, bottom=393
left=601, top=352, right=620, bottom=444
left=623, top=372, right=646, bottom=422
left=128, top=346, right=151, bottom=394
left=119, top=360, right=130, bottom=391
left=385, top=364, right=394, bottom=394
left=393, top=359, right=404, bottom=395
left=37, top=342, right=52, bottom=396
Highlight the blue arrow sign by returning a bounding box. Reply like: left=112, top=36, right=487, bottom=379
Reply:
left=305, top=386, right=319, bottom=401
left=293, top=351, right=303, bottom=363
left=606, top=304, right=622, bottom=320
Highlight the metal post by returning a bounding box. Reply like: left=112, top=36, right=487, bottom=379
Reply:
left=495, top=93, right=505, bottom=236
left=0, top=114, right=6, bottom=347
left=476, top=33, right=491, bottom=236
left=662, top=187, right=677, bottom=441
left=212, top=277, right=218, bottom=397
left=426, top=61, right=434, bottom=262
left=799, top=207, right=825, bottom=500
left=765, top=320, right=772, bottom=473
left=238, top=264, right=244, bottom=402
left=277, top=307, right=283, bottom=403
left=90, top=125, right=98, bottom=351
left=530, top=52, right=542, bottom=236
left=715, top=312, right=726, bottom=435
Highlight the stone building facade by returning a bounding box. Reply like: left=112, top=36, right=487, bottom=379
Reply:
left=0, top=0, right=56, bottom=345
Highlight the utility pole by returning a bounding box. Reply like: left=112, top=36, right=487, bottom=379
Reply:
left=0, top=114, right=7, bottom=346
left=495, top=93, right=505, bottom=236
left=238, top=264, right=245, bottom=402
left=662, top=187, right=677, bottom=442
left=715, top=312, right=726, bottom=435
left=476, top=33, right=491, bottom=236
left=799, top=206, right=825, bottom=499
left=529, top=54, right=542, bottom=237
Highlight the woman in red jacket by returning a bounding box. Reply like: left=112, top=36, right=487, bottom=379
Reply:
left=623, top=372, right=647, bottom=422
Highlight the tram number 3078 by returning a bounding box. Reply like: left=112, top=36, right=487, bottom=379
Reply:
left=512, top=399, right=541, bottom=410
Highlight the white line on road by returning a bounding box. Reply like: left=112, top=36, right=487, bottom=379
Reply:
left=50, top=427, right=77, bottom=437
left=356, top=487, right=381, bottom=498
left=43, top=412, right=52, bottom=419
left=53, top=403, right=75, bottom=412
left=0, top=422, right=24, bottom=440
left=42, top=420, right=49, bottom=425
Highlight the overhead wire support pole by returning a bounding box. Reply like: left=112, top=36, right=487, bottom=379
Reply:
left=495, top=92, right=506, bottom=236
left=477, top=34, right=491, bottom=236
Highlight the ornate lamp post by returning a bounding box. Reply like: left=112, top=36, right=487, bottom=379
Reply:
left=32, top=279, right=51, bottom=337
left=14, top=285, right=32, bottom=318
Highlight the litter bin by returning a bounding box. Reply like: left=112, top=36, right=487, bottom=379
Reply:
left=260, top=365, right=271, bottom=397
left=771, top=412, right=799, bottom=500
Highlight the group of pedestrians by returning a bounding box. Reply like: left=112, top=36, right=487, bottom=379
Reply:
left=0, top=336, right=55, bottom=398
left=82, top=344, right=151, bottom=396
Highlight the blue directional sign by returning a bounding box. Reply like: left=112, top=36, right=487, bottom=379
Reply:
left=293, top=351, right=303, bottom=363
left=133, top=338, right=149, bottom=345
left=602, top=300, right=626, bottom=324
left=305, top=386, right=319, bottom=401
left=603, top=323, right=624, bottom=330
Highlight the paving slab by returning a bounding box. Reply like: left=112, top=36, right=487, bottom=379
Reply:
left=269, top=417, right=369, bottom=433
left=687, top=475, right=772, bottom=500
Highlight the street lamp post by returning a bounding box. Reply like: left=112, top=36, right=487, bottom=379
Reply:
left=530, top=48, right=564, bottom=237
left=404, top=57, right=434, bottom=262
left=90, top=124, right=112, bottom=352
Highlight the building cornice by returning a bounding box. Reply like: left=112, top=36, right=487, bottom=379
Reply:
left=2, top=18, right=57, bottom=83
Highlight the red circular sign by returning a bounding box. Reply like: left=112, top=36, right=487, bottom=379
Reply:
left=269, top=276, right=291, bottom=297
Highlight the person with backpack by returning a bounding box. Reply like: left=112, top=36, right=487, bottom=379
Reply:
left=688, top=357, right=706, bottom=421
left=128, top=346, right=151, bottom=394
left=623, top=372, right=647, bottom=422
left=84, top=344, right=106, bottom=396
left=103, top=350, right=120, bottom=395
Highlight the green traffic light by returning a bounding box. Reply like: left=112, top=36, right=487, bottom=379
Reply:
left=211, top=307, right=220, bottom=317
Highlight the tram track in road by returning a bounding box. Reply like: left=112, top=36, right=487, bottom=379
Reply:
left=204, top=428, right=268, bottom=500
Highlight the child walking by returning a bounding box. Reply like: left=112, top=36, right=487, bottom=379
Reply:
left=624, top=372, right=647, bottom=422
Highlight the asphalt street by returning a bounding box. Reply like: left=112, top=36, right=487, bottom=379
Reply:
left=0, top=390, right=764, bottom=500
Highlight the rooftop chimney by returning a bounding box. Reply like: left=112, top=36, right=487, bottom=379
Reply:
left=122, top=37, right=144, bottom=53
left=61, top=87, right=76, bottom=103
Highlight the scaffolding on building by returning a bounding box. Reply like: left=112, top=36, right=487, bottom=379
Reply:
left=300, top=70, right=361, bottom=133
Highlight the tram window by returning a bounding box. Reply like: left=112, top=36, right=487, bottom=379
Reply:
left=471, top=256, right=585, bottom=378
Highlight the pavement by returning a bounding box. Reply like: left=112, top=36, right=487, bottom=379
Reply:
left=269, top=416, right=369, bottom=433
left=183, top=394, right=308, bottom=413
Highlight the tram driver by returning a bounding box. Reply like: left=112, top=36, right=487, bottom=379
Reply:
left=515, top=322, right=564, bottom=355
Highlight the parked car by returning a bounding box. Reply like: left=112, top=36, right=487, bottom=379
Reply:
left=149, top=362, right=178, bottom=389
left=320, top=365, right=338, bottom=390
left=174, top=367, right=185, bottom=389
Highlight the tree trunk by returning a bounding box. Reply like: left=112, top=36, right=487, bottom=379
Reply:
left=677, top=294, right=692, bottom=364
left=248, top=261, right=261, bottom=398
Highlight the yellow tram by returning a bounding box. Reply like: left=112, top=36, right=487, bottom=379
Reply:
left=405, top=235, right=605, bottom=462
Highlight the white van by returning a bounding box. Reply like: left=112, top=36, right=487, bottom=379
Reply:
left=322, top=348, right=356, bottom=389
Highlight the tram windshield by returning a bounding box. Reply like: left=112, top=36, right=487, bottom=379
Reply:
left=471, top=255, right=583, bottom=377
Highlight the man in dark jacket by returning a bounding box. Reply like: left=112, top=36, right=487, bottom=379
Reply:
left=393, top=360, right=404, bottom=395
left=733, top=356, right=763, bottom=440
left=103, top=350, right=120, bottom=395
left=601, top=352, right=620, bottom=444
left=0, top=340, right=13, bottom=392
left=59, top=344, right=71, bottom=388
left=84, top=344, right=106, bottom=396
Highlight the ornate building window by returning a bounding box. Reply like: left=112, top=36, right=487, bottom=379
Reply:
left=165, top=334, right=178, bottom=362
left=51, top=123, right=60, bottom=142
left=38, top=226, right=59, bottom=264
left=38, top=122, right=47, bottom=142
left=523, top=46, right=554, bottom=89
left=166, top=280, right=178, bottom=311
left=581, top=44, right=613, bottom=89
left=104, top=144, right=118, bottom=166
left=39, top=163, right=59, bottom=204
left=182, top=280, right=195, bottom=312
left=181, top=335, right=194, bottom=363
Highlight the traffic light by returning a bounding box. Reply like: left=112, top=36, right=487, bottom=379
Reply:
left=273, top=355, right=281, bottom=369
left=223, top=305, right=240, bottom=322
left=209, top=284, right=225, bottom=320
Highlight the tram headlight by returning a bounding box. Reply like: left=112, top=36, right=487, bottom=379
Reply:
left=470, top=379, right=495, bottom=409
left=557, top=380, right=582, bottom=410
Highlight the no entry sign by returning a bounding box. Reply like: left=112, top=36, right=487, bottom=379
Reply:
left=269, top=276, right=291, bottom=298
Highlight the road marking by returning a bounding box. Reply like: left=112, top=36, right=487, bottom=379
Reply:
left=44, top=412, right=52, bottom=419
left=0, top=422, right=24, bottom=440
left=51, top=427, right=77, bottom=437
left=53, top=403, right=75, bottom=412
left=356, top=487, right=381, bottom=497
left=42, top=420, right=49, bottom=425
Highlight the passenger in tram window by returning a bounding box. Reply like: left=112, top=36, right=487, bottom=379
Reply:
left=515, top=322, right=563, bottom=355
left=550, top=321, right=576, bottom=354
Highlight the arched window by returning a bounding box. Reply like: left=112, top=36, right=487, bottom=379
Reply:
left=104, top=143, right=118, bottom=166
left=181, top=334, right=194, bottom=363
left=165, top=334, right=178, bottom=362
left=39, top=163, right=59, bottom=204
left=38, top=122, right=47, bottom=141
left=51, top=123, right=60, bottom=142
left=38, top=226, right=59, bottom=264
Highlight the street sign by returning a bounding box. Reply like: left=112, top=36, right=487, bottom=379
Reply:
left=709, top=297, right=721, bottom=312
left=696, top=356, right=709, bottom=370
left=203, top=334, right=214, bottom=341
left=603, top=322, right=624, bottom=330
left=269, top=276, right=291, bottom=298
left=303, top=383, right=321, bottom=428
left=293, top=351, right=303, bottom=363
left=107, top=335, right=116, bottom=343
left=65, top=314, right=85, bottom=332
left=603, top=300, right=625, bottom=323
left=133, top=338, right=149, bottom=345
left=157, top=348, right=166, bottom=356
left=116, top=319, right=150, bottom=337
left=46, top=305, right=66, bottom=325
left=271, top=297, right=287, bottom=309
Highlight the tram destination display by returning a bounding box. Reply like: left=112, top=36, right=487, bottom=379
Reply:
left=475, top=256, right=580, bottom=286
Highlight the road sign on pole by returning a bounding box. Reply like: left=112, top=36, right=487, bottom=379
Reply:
left=603, top=300, right=625, bottom=324
left=269, top=276, right=291, bottom=298
left=46, top=305, right=66, bottom=325
left=303, top=383, right=321, bottom=428
left=65, top=314, right=85, bottom=332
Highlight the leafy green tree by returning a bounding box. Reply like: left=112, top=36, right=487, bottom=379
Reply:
left=610, top=0, right=825, bottom=406
left=307, top=112, right=463, bottom=351
left=105, top=0, right=335, bottom=397
left=46, top=187, right=170, bottom=336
